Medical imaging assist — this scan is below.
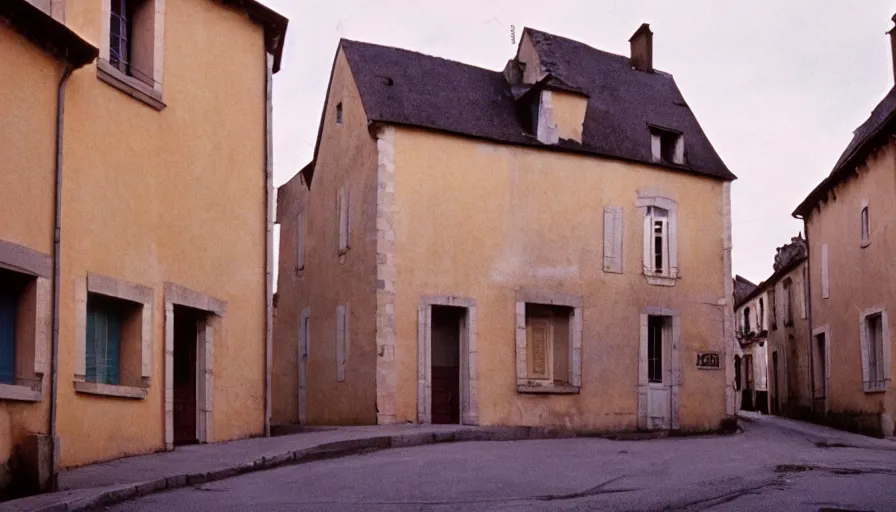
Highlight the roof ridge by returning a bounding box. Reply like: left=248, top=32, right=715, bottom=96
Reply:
left=339, top=38, right=503, bottom=76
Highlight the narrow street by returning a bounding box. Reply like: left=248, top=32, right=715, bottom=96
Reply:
left=110, top=416, right=896, bottom=511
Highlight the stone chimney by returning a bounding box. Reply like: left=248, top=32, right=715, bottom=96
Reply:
left=629, top=23, right=653, bottom=72
left=889, top=14, right=896, bottom=84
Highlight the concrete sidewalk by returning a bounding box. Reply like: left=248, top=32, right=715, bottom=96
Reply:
left=0, top=424, right=581, bottom=512
left=737, top=410, right=896, bottom=450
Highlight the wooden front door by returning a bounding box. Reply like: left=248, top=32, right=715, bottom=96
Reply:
left=173, top=308, right=198, bottom=445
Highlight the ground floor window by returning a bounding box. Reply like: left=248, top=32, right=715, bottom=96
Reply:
left=515, top=292, right=582, bottom=393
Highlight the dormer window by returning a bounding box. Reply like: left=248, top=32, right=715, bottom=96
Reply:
left=650, top=126, right=685, bottom=165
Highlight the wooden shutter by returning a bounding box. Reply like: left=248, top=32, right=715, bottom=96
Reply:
left=821, top=244, right=829, bottom=299
left=336, top=304, right=346, bottom=382
left=337, top=186, right=348, bottom=253
left=603, top=206, right=623, bottom=274
left=0, top=291, right=16, bottom=385
left=526, top=316, right=552, bottom=380
left=296, top=211, right=305, bottom=271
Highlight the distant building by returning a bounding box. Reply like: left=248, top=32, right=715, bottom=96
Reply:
left=734, top=236, right=809, bottom=417
left=274, top=26, right=737, bottom=433
left=0, top=0, right=286, bottom=494
left=793, top=13, right=896, bottom=438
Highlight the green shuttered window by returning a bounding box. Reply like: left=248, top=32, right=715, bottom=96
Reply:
left=0, top=291, right=16, bottom=385
left=86, top=295, right=122, bottom=385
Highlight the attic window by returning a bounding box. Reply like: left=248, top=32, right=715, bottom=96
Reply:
left=650, top=127, right=685, bottom=165
left=336, top=102, right=343, bottom=125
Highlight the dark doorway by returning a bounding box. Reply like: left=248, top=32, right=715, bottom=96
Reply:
left=813, top=331, right=827, bottom=412
left=430, top=306, right=462, bottom=424
left=173, top=305, right=201, bottom=445
left=742, top=354, right=754, bottom=411
left=771, top=351, right=780, bottom=415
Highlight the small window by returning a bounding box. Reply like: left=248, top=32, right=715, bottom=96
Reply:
left=743, top=306, right=751, bottom=334
left=0, top=271, right=33, bottom=386
left=650, top=127, right=685, bottom=165
left=769, top=287, right=777, bottom=330
left=336, top=102, right=344, bottom=125
left=84, top=293, right=144, bottom=386
left=758, top=298, right=764, bottom=331
left=861, top=206, right=870, bottom=247
left=862, top=312, right=889, bottom=392
left=109, top=0, right=155, bottom=87
left=782, top=278, right=793, bottom=327
left=296, top=211, right=305, bottom=272
left=645, top=206, right=669, bottom=276
left=337, top=186, right=350, bottom=255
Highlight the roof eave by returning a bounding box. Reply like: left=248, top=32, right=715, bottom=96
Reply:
left=223, top=0, right=288, bottom=73
left=734, top=255, right=807, bottom=309
left=0, top=0, right=98, bottom=68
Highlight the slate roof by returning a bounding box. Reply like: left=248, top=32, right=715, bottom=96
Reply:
left=794, top=86, right=896, bottom=217
left=733, top=275, right=758, bottom=306
left=338, top=28, right=735, bottom=181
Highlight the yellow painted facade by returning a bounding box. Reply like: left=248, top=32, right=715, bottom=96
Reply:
left=274, top=45, right=734, bottom=433
left=0, top=0, right=283, bottom=491
left=0, top=22, right=62, bottom=490
left=804, top=141, right=896, bottom=435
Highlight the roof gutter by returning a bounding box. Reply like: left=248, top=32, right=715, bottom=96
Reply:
left=263, top=50, right=274, bottom=437
left=49, top=63, right=73, bottom=492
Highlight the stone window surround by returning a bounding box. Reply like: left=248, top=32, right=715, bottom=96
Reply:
left=163, top=282, right=226, bottom=450
left=74, top=272, right=153, bottom=400
left=97, top=0, right=167, bottom=111
left=637, top=195, right=678, bottom=287
left=514, top=290, right=583, bottom=395
left=417, top=295, right=478, bottom=425
left=859, top=308, right=890, bottom=393
left=0, top=239, right=52, bottom=403
left=860, top=200, right=871, bottom=248
left=637, top=306, right=681, bottom=431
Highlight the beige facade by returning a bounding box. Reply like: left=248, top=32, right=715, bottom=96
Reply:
left=0, top=0, right=285, bottom=495
left=274, top=29, right=736, bottom=433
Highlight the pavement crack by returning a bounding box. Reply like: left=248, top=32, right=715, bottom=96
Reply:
left=534, top=475, right=638, bottom=501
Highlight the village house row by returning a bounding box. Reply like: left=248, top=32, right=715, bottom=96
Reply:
left=0, top=0, right=286, bottom=496
left=733, top=14, right=896, bottom=438
left=273, top=25, right=739, bottom=433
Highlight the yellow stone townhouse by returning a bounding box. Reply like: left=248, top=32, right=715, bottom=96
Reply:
left=273, top=25, right=737, bottom=434
left=0, top=0, right=286, bottom=495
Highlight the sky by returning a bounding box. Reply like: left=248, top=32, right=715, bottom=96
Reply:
left=260, top=0, right=896, bottom=285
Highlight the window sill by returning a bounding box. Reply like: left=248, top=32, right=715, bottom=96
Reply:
left=863, top=381, right=889, bottom=394
left=0, top=383, right=42, bottom=402
left=97, top=60, right=165, bottom=111
left=645, top=274, right=676, bottom=287
left=74, top=381, right=148, bottom=399
left=517, top=384, right=580, bottom=395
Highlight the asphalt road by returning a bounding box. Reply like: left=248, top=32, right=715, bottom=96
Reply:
left=111, top=417, right=896, bottom=511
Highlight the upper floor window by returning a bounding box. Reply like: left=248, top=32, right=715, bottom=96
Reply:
left=99, top=0, right=165, bottom=110
left=758, top=298, right=764, bottom=331
left=782, top=278, right=793, bottom=327
left=639, top=196, right=678, bottom=286
left=650, top=126, right=685, bottom=165
left=743, top=306, right=751, bottom=334
left=861, top=206, right=870, bottom=247
left=336, top=102, right=344, bottom=124
left=337, top=186, right=350, bottom=257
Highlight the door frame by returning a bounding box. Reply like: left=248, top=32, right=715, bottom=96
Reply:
left=811, top=324, right=831, bottom=415
left=417, top=296, right=478, bottom=425
left=638, top=307, right=681, bottom=431
left=164, top=283, right=227, bottom=451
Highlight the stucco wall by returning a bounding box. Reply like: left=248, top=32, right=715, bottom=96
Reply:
left=765, top=262, right=812, bottom=414
left=805, top=141, right=896, bottom=428
left=0, top=23, right=61, bottom=489
left=272, top=49, right=379, bottom=426
left=53, top=0, right=267, bottom=468
left=390, top=127, right=730, bottom=432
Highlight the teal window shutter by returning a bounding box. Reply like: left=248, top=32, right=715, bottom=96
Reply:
left=0, top=292, right=16, bottom=385
left=86, top=296, right=121, bottom=385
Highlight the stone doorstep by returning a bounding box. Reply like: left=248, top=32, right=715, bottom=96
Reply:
left=16, top=425, right=736, bottom=512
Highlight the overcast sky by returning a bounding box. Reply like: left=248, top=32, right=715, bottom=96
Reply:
left=261, top=0, right=895, bottom=285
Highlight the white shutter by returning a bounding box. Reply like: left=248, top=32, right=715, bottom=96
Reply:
left=336, top=305, right=346, bottom=381
left=643, top=211, right=652, bottom=274
left=668, top=209, right=678, bottom=277
left=650, top=134, right=662, bottom=162
left=603, top=206, right=623, bottom=274
left=882, top=310, right=892, bottom=383
left=821, top=244, right=829, bottom=299
left=673, top=135, right=685, bottom=164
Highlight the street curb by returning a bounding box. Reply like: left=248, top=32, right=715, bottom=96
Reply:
left=24, top=426, right=719, bottom=511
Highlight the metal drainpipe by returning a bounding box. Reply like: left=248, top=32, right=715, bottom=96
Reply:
left=49, top=64, right=74, bottom=491
left=800, top=214, right=816, bottom=416
left=263, top=51, right=274, bottom=437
